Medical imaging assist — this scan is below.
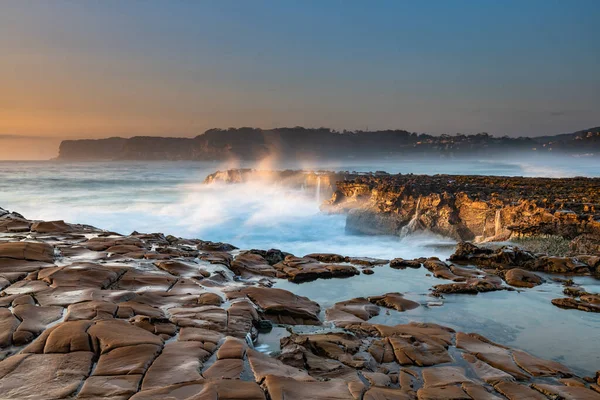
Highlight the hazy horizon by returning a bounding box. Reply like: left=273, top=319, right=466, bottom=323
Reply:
left=1, top=0, right=599, bottom=159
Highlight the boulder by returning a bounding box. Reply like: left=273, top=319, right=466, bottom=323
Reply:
left=368, top=293, right=419, bottom=312
left=503, top=268, right=543, bottom=288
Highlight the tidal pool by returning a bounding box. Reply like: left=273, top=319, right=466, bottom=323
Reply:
left=275, top=263, right=600, bottom=377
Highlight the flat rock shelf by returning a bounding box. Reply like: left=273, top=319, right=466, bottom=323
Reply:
left=0, top=206, right=599, bottom=399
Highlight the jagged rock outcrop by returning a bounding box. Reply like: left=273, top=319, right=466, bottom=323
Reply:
left=450, top=242, right=596, bottom=275
left=322, top=174, right=600, bottom=244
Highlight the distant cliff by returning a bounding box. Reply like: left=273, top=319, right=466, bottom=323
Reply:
left=57, top=126, right=600, bottom=161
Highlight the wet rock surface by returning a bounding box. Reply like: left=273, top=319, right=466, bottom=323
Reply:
left=0, top=208, right=599, bottom=399
left=322, top=174, right=600, bottom=244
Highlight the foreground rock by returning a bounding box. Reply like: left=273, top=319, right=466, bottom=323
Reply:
left=1, top=208, right=600, bottom=399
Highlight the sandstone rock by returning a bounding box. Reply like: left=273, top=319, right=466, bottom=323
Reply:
left=0, top=218, right=31, bottom=233
left=512, top=350, right=571, bottom=377
left=230, top=252, right=280, bottom=278
left=450, top=243, right=535, bottom=270
left=23, top=320, right=92, bottom=353
left=198, top=251, right=233, bottom=267
left=456, top=332, right=529, bottom=380
left=142, top=341, right=210, bottom=390
left=461, top=382, right=504, bottom=399
left=367, top=338, right=395, bottom=364
left=460, top=353, right=514, bottom=384
left=198, top=292, right=224, bottom=305
left=389, top=336, right=452, bottom=367
left=115, top=300, right=165, bottom=318
left=0, top=258, right=52, bottom=273
left=94, top=343, right=161, bottom=375
left=362, top=371, right=391, bottom=387
left=0, top=308, right=20, bottom=347
left=88, top=319, right=163, bottom=354
left=552, top=297, right=600, bottom=313
left=363, top=386, right=414, bottom=400
left=432, top=276, right=504, bottom=295
left=390, top=258, right=422, bottom=269
left=65, top=300, right=118, bottom=320
left=328, top=175, right=600, bottom=242
left=154, top=260, right=208, bottom=277
left=130, top=380, right=265, bottom=400
left=247, top=349, right=313, bottom=383
left=2, top=279, right=50, bottom=295
left=39, top=262, right=123, bottom=288
left=11, top=304, right=63, bottom=344
left=129, top=380, right=207, bottom=400
left=227, top=287, right=321, bottom=325
left=305, top=253, right=346, bottom=263
left=449, top=264, right=481, bottom=277
left=0, top=242, right=54, bottom=263
left=423, top=258, right=465, bottom=282
left=325, top=298, right=380, bottom=324
left=534, top=256, right=590, bottom=274
left=197, top=240, right=237, bottom=252
left=504, top=268, right=543, bottom=288
left=263, top=375, right=362, bottom=400
left=422, top=366, right=472, bottom=387
left=493, top=381, right=547, bottom=399
left=273, top=255, right=359, bottom=282
left=116, top=270, right=176, bottom=292
left=217, top=337, right=247, bottom=359
left=346, top=257, right=389, bottom=266
left=78, top=374, right=143, bottom=399
left=179, top=327, right=224, bottom=345
left=0, top=351, right=94, bottom=399
left=531, top=383, right=600, bottom=400
left=30, top=220, right=73, bottom=233
left=368, top=293, right=419, bottom=312
left=416, top=385, right=471, bottom=400
left=202, top=358, right=244, bottom=379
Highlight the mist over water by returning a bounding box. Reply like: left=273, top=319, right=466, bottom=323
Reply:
left=0, top=156, right=598, bottom=256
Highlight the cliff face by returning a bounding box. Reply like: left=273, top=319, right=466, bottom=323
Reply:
left=322, top=175, right=600, bottom=244
left=57, top=126, right=600, bottom=161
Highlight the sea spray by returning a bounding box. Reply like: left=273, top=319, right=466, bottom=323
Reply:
left=315, top=175, right=321, bottom=204
left=494, top=209, right=502, bottom=236
left=400, top=197, right=422, bottom=237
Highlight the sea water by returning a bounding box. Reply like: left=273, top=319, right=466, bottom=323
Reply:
left=0, top=157, right=599, bottom=375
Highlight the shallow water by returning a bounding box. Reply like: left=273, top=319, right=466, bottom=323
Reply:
left=276, top=266, right=600, bottom=376
left=1, top=158, right=599, bottom=375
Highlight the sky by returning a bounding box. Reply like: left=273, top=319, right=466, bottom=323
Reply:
left=1, top=0, right=599, bottom=159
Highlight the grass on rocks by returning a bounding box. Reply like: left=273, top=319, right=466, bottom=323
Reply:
left=510, top=235, right=571, bottom=257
